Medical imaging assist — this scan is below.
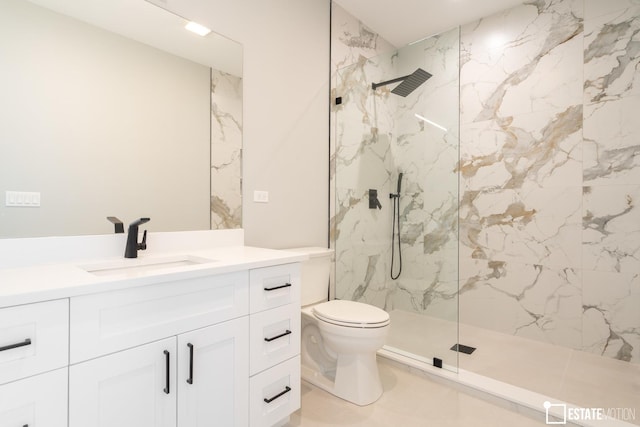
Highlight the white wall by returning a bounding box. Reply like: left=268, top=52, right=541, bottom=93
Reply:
left=0, top=0, right=211, bottom=237
left=174, top=0, right=331, bottom=249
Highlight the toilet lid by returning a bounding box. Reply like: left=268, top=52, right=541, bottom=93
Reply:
left=313, top=300, right=390, bottom=327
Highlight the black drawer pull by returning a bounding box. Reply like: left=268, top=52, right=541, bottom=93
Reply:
left=187, top=343, right=194, bottom=385
left=264, top=330, right=292, bottom=342
left=163, top=350, right=170, bottom=394
left=263, top=283, right=292, bottom=292
left=263, top=386, right=291, bottom=403
left=0, top=338, right=31, bottom=353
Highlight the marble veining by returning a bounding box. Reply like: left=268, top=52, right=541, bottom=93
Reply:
left=331, top=0, right=640, bottom=365
left=583, top=185, right=640, bottom=274
left=584, top=5, right=640, bottom=104
left=210, top=69, right=243, bottom=229
left=460, top=0, right=583, bottom=123
left=330, top=3, right=396, bottom=72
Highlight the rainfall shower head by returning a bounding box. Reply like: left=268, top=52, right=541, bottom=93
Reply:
left=372, top=68, right=432, bottom=97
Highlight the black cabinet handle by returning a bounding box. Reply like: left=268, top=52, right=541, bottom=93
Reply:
left=263, top=283, right=292, bottom=291
left=163, top=350, right=170, bottom=394
left=186, top=343, right=194, bottom=385
left=0, top=338, right=31, bottom=353
left=264, top=386, right=291, bottom=403
left=264, top=330, right=292, bottom=342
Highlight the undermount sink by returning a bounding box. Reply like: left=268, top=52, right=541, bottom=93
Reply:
left=81, top=255, right=217, bottom=277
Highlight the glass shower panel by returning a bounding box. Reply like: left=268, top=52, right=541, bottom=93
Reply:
left=333, top=28, right=460, bottom=371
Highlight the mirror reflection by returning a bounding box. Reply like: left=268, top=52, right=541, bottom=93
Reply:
left=0, top=0, right=243, bottom=238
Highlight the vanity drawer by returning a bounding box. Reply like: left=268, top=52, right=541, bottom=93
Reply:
left=249, top=355, right=300, bottom=427
left=0, top=367, right=68, bottom=427
left=70, top=271, right=249, bottom=363
left=250, top=263, right=300, bottom=313
left=250, top=303, right=300, bottom=376
left=0, top=299, right=69, bottom=385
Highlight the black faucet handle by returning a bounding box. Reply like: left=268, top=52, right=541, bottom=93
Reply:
left=124, top=217, right=150, bottom=258
left=107, top=216, right=125, bottom=234
left=139, top=229, right=147, bottom=251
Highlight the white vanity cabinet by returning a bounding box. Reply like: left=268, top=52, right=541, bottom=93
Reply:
left=69, top=337, right=178, bottom=427
left=69, top=271, right=250, bottom=427
left=0, top=367, right=68, bottom=427
left=0, top=252, right=303, bottom=427
left=69, top=271, right=250, bottom=364
left=0, top=299, right=69, bottom=385
left=0, top=299, right=69, bottom=427
left=248, top=263, right=302, bottom=426
left=177, top=318, right=249, bottom=426
left=69, top=318, right=250, bottom=427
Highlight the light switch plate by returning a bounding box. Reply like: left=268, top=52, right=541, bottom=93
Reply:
left=5, top=191, right=41, bottom=207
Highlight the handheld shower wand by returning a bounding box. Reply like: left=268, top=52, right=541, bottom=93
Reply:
left=390, top=172, right=403, bottom=280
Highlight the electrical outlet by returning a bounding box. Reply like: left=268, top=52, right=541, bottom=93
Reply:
left=253, top=190, right=269, bottom=203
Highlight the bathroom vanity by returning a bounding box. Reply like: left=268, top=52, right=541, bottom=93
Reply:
left=0, top=230, right=304, bottom=427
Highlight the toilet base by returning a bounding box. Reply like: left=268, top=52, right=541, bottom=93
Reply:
left=301, top=352, right=384, bottom=406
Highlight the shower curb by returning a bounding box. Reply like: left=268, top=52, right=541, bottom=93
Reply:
left=378, top=348, right=636, bottom=427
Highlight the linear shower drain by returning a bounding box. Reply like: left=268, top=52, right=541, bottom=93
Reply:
left=450, top=343, right=476, bottom=355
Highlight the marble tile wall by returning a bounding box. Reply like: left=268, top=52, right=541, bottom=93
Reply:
left=330, top=0, right=640, bottom=364
left=331, top=2, right=460, bottom=358
left=581, top=0, right=640, bottom=362
left=458, top=0, right=585, bottom=354
left=330, top=3, right=396, bottom=301
left=458, top=0, right=639, bottom=363
left=210, top=69, right=243, bottom=229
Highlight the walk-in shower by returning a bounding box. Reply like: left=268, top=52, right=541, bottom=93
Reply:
left=333, top=28, right=461, bottom=371
left=332, top=1, right=640, bottom=421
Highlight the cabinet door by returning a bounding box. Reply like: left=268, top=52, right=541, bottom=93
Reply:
left=249, top=356, right=300, bottom=427
left=249, top=264, right=300, bottom=313
left=178, top=317, right=249, bottom=427
left=249, top=303, right=300, bottom=376
left=0, top=299, right=69, bottom=385
left=69, top=337, right=176, bottom=427
left=0, top=368, right=67, bottom=427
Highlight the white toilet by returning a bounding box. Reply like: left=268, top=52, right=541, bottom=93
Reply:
left=287, top=247, right=390, bottom=406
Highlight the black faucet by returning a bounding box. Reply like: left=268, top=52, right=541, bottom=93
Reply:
left=125, top=217, right=150, bottom=258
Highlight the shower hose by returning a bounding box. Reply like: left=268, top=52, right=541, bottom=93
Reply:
left=390, top=194, right=402, bottom=280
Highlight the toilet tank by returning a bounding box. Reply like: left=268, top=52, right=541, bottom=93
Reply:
left=285, top=247, right=333, bottom=306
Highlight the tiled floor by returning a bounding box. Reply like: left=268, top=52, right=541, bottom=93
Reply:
left=386, top=310, right=640, bottom=425
left=287, top=360, right=546, bottom=426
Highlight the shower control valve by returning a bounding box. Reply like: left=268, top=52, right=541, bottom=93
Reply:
left=368, top=189, right=382, bottom=210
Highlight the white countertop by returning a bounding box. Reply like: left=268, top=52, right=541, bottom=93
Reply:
left=0, top=245, right=308, bottom=308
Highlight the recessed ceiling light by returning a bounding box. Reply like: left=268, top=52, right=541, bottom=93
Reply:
left=185, top=21, right=211, bottom=37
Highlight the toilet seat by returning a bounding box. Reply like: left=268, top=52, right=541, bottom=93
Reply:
left=313, top=300, right=390, bottom=328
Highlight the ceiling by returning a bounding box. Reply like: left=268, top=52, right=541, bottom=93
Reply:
left=334, top=0, right=525, bottom=47
left=26, top=0, right=242, bottom=76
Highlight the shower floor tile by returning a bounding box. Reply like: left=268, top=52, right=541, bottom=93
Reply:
left=384, top=310, right=640, bottom=425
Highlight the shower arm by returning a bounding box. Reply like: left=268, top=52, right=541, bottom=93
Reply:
left=372, top=75, right=411, bottom=90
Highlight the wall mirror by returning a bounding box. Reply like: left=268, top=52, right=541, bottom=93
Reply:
left=0, top=0, right=243, bottom=238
